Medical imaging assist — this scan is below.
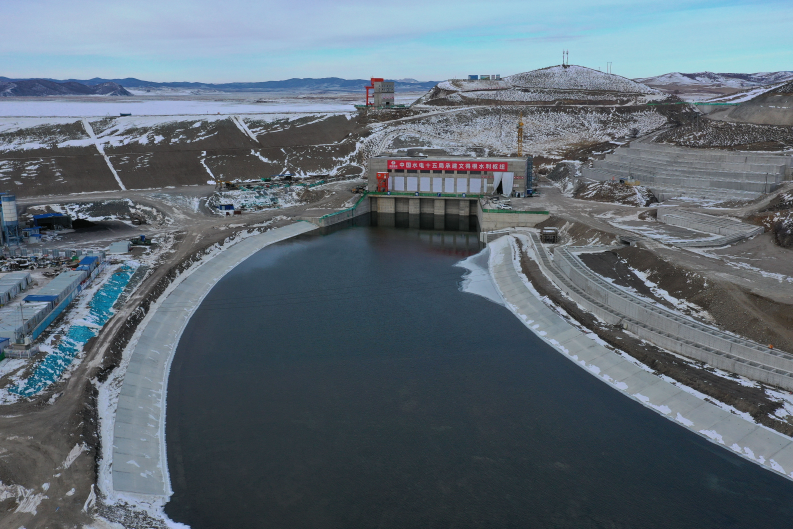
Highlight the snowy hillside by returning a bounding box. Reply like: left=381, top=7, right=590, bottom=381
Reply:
left=361, top=106, right=667, bottom=160
left=506, top=66, right=658, bottom=94
left=637, top=71, right=793, bottom=89
left=0, top=80, right=131, bottom=97
left=772, top=80, right=793, bottom=94
left=418, top=65, right=660, bottom=106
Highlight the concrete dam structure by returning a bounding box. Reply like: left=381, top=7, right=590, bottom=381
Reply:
left=366, top=155, right=549, bottom=230
left=582, top=142, right=792, bottom=201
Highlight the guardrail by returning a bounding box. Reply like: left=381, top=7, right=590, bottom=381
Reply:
left=319, top=192, right=369, bottom=220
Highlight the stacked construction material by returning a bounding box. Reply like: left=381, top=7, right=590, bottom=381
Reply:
left=582, top=143, right=791, bottom=201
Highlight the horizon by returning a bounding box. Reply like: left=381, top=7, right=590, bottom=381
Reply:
left=4, top=65, right=793, bottom=87
left=2, top=0, right=791, bottom=83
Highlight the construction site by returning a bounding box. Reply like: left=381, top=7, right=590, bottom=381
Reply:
left=0, top=64, right=792, bottom=527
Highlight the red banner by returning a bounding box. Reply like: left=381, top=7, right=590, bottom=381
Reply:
left=387, top=159, right=509, bottom=171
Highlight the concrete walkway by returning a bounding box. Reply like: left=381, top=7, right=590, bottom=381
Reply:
left=488, top=235, right=793, bottom=482
left=111, top=222, right=318, bottom=498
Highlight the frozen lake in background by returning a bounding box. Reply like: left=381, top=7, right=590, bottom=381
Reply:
left=0, top=98, right=355, bottom=117
left=0, top=93, right=423, bottom=117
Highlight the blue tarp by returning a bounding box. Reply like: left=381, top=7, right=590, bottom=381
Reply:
left=10, top=264, right=137, bottom=397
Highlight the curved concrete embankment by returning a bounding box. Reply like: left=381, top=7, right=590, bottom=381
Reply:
left=111, top=222, right=317, bottom=498
left=544, top=241, right=793, bottom=389
left=488, top=235, right=793, bottom=482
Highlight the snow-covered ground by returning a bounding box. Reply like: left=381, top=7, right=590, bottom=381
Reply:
left=637, top=71, right=793, bottom=89
left=423, top=66, right=662, bottom=106
left=362, top=107, right=667, bottom=159
left=507, top=65, right=659, bottom=94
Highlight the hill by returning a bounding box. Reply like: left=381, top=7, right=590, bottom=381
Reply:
left=0, top=79, right=131, bottom=97
left=0, top=77, right=438, bottom=93
left=636, top=71, right=793, bottom=89
left=416, top=65, right=660, bottom=106
left=716, top=80, right=793, bottom=127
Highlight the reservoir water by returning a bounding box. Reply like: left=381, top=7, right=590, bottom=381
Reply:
left=165, top=220, right=793, bottom=528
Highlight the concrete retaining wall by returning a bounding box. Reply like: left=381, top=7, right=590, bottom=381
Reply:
left=476, top=201, right=549, bottom=231
left=657, top=209, right=763, bottom=247
left=584, top=143, right=791, bottom=200
left=111, top=222, right=319, bottom=499
left=299, top=194, right=371, bottom=228
left=658, top=210, right=761, bottom=236
left=527, top=234, right=793, bottom=390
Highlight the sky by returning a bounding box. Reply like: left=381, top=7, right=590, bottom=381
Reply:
left=1, top=0, right=791, bottom=82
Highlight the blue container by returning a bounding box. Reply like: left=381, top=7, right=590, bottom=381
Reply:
left=78, top=256, right=99, bottom=271
left=24, top=294, right=59, bottom=303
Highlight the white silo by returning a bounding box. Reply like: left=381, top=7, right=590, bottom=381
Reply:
left=1, top=194, right=20, bottom=244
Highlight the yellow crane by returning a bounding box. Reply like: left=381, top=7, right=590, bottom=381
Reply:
left=517, top=112, right=524, bottom=157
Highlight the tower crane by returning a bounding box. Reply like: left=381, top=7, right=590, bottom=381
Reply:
left=517, top=112, right=524, bottom=157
